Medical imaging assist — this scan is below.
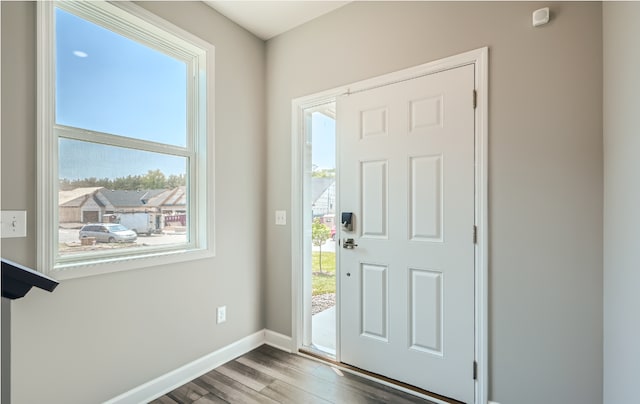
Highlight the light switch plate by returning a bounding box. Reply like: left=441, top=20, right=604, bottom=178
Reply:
left=275, top=210, right=287, bottom=225
left=217, top=306, right=227, bottom=324
left=1, top=210, right=27, bottom=238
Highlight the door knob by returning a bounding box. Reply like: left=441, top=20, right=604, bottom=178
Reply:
left=343, top=238, right=358, bottom=249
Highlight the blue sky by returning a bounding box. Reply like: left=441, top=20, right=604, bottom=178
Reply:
left=311, top=112, right=336, bottom=170
left=56, top=7, right=334, bottom=181
left=56, top=7, right=187, bottom=179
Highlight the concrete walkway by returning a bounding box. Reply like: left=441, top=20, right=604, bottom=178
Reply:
left=311, top=305, right=336, bottom=356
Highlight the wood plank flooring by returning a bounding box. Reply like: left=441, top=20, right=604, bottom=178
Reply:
left=151, top=344, right=439, bottom=404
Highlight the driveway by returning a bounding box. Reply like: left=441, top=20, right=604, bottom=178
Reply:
left=58, top=228, right=187, bottom=245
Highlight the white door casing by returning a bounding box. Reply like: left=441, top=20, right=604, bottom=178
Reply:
left=338, top=64, right=475, bottom=403
left=291, top=47, right=488, bottom=404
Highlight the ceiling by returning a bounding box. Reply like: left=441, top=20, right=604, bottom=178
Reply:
left=203, top=1, right=351, bottom=40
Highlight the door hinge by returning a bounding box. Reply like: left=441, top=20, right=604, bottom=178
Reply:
left=473, top=361, right=478, bottom=380
left=472, top=90, right=477, bottom=109
left=473, top=225, right=478, bottom=244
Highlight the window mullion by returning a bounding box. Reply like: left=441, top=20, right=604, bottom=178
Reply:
left=55, top=125, right=193, bottom=158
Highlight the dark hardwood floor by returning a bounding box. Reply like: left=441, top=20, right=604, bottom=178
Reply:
left=151, top=344, right=438, bottom=404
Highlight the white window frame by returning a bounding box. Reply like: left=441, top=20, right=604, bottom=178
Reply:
left=37, top=1, right=215, bottom=280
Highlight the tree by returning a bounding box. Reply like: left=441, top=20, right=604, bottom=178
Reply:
left=312, top=218, right=331, bottom=274
left=59, top=170, right=186, bottom=191
left=167, top=173, right=186, bottom=188
left=141, top=169, right=167, bottom=189
left=312, top=167, right=336, bottom=178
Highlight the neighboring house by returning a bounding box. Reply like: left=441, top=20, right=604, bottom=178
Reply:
left=58, top=187, right=104, bottom=223
left=311, top=177, right=335, bottom=218
left=95, top=189, right=167, bottom=215
left=58, top=188, right=187, bottom=223
left=146, top=186, right=187, bottom=215
left=147, top=186, right=188, bottom=225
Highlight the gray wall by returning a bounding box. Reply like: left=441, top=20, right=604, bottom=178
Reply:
left=1, top=1, right=266, bottom=403
left=265, top=2, right=603, bottom=404
left=603, top=3, right=640, bottom=404
left=1, top=1, right=609, bottom=403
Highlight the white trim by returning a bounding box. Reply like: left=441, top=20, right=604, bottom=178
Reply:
left=291, top=92, right=343, bottom=354
left=37, top=1, right=57, bottom=276
left=291, top=47, right=489, bottom=404
left=0, top=4, right=3, bottom=402
left=51, top=248, right=215, bottom=281
left=341, top=48, right=484, bottom=95
left=474, top=47, right=490, bottom=404
left=105, top=330, right=265, bottom=404
left=264, top=329, right=294, bottom=353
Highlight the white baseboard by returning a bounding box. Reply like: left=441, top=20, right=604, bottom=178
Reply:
left=264, top=329, right=293, bottom=352
left=105, top=329, right=266, bottom=404
left=488, top=401, right=501, bottom=404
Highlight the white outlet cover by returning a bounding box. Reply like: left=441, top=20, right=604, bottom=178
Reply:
left=275, top=210, right=287, bottom=225
left=1, top=210, right=27, bottom=238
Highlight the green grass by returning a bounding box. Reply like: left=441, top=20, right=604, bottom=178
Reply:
left=312, top=251, right=336, bottom=296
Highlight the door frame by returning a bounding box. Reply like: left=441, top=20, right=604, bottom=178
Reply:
left=291, top=47, right=489, bottom=404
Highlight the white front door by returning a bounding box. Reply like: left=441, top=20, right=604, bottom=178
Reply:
left=338, top=64, right=475, bottom=403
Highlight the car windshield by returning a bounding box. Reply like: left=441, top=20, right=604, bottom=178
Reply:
left=109, top=225, right=129, bottom=232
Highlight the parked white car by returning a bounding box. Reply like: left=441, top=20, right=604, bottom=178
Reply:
left=79, top=223, right=137, bottom=243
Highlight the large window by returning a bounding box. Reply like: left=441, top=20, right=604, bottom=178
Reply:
left=38, top=1, right=214, bottom=278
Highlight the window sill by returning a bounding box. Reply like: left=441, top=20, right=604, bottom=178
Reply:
left=48, top=246, right=215, bottom=281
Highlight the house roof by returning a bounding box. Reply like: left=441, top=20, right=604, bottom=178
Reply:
left=147, top=186, right=186, bottom=207
left=59, top=187, right=187, bottom=210
left=97, top=189, right=166, bottom=208
left=59, top=187, right=103, bottom=206
left=311, top=177, right=334, bottom=204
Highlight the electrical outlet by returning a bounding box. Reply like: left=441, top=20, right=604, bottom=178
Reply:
left=1, top=210, right=27, bottom=238
left=275, top=210, right=286, bottom=225
left=217, top=306, right=226, bottom=324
